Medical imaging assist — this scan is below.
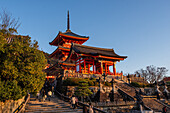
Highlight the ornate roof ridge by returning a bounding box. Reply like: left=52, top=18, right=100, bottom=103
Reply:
left=71, top=43, right=127, bottom=58
left=72, top=43, right=113, bottom=51
left=61, top=30, right=89, bottom=38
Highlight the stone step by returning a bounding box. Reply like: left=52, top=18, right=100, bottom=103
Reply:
left=25, top=95, right=83, bottom=113
left=25, top=107, right=71, bottom=110
left=25, top=111, right=82, bottom=113
left=25, top=109, right=82, bottom=113
left=29, top=100, right=67, bottom=103
left=26, top=103, right=70, bottom=107
left=116, top=82, right=166, bottom=112
left=27, top=102, right=70, bottom=105
left=28, top=101, right=69, bottom=105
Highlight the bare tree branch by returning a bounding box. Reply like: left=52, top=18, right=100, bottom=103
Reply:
left=0, top=9, right=20, bottom=34
left=135, top=65, right=168, bottom=83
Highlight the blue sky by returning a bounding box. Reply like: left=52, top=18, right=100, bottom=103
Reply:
left=1, top=0, right=170, bottom=76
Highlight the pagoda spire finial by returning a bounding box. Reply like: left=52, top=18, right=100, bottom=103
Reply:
left=66, top=10, right=71, bottom=32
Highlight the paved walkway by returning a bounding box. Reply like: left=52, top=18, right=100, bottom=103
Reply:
left=24, top=95, right=82, bottom=113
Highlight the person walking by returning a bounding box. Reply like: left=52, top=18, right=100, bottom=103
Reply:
left=48, top=90, right=52, bottom=101
left=75, top=96, right=78, bottom=109
left=83, top=105, right=88, bottom=113
left=89, top=103, right=94, bottom=113
left=71, top=95, right=76, bottom=109
left=162, top=106, right=167, bottom=113
left=123, top=95, right=127, bottom=104
left=36, top=91, right=40, bottom=100
left=42, top=90, right=46, bottom=102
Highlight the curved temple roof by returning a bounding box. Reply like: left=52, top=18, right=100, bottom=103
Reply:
left=65, top=43, right=127, bottom=62
left=49, top=30, right=89, bottom=46
left=71, top=43, right=127, bottom=58
left=49, top=11, right=89, bottom=46
left=62, top=31, right=89, bottom=39
left=49, top=46, right=70, bottom=58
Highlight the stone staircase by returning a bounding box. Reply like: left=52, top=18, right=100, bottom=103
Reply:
left=115, top=80, right=169, bottom=112
left=143, top=98, right=164, bottom=112
left=24, top=96, right=82, bottom=113
left=116, top=82, right=136, bottom=97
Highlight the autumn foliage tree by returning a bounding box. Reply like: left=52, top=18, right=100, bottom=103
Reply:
left=0, top=11, right=46, bottom=102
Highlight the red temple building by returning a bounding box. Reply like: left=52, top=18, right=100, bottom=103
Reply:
left=46, top=11, right=127, bottom=79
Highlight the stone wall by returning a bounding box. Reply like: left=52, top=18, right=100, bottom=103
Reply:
left=64, top=86, right=114, bottom=97
left=122, top=75, right=146, bottom=84
left=0, top=96, right=25, bottom=113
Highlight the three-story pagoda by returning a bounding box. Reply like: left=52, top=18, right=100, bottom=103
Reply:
left=47, top=11, right=127, bottom=79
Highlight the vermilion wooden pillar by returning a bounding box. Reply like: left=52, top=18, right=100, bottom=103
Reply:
left=79, top=60, right=81, bottom=73
left=113, top=63, right=116, bottom=75
left=105, top=63, right=107, bottom=75
left=84, top=59, right=86, bottom=73
left=88, top=64, right=90, bottom=73
left=108, top=65, right=109, bottom=75
left=93, top=59, right=94, bottom=74
left=101, top=62, right=103, bottom=74
left=75, top=62, right=77, bottom=72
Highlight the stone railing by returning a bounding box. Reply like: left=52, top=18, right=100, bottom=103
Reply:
left=154, top=99, right=170, bottom=110
left=17, top=93, right=30, bottom=113
left=116, top=86, right=135, bottom=101
left=0, top=97, right=25, bottom=113
left=93, top=101, right=135, bottom=107
left=55, top=91, right=107, bottom=113
left=64, top=72, right=123, bottom=80
left=0, top=94, right=30, bottom=113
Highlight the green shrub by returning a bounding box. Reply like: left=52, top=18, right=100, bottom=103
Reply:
left=0, top=80, right=22, bottom=102
left=90, top=77, right=96, bottom=81
left=86, top=78, right=96, bottom=86
left=63, top=78, right=97, bottom=86
left=131, top=82, right=141, bottom=87
left=93, top=81, right=99, bottom=86
left=105, top=81, right=111, bottom=86
left=131, top=82, right=148, bottom=88
left=63, top=78, right=81, bottom=86
left=166, top=81, right=170, bottom=85
left=75, top=80, right=92, bottom=97
left=88, top=80, right=94, bottom=86
left=146, top=83, right=154, bottom=87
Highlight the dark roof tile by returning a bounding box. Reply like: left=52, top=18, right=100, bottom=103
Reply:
left=72, top=43, right=127, bottom=58
left=62, top=31, right=89, bottom=38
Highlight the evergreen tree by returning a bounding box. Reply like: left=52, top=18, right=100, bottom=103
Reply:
left=0, top=11, right=47, bottom=101
left=75, top=80, right=92, bottom=101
